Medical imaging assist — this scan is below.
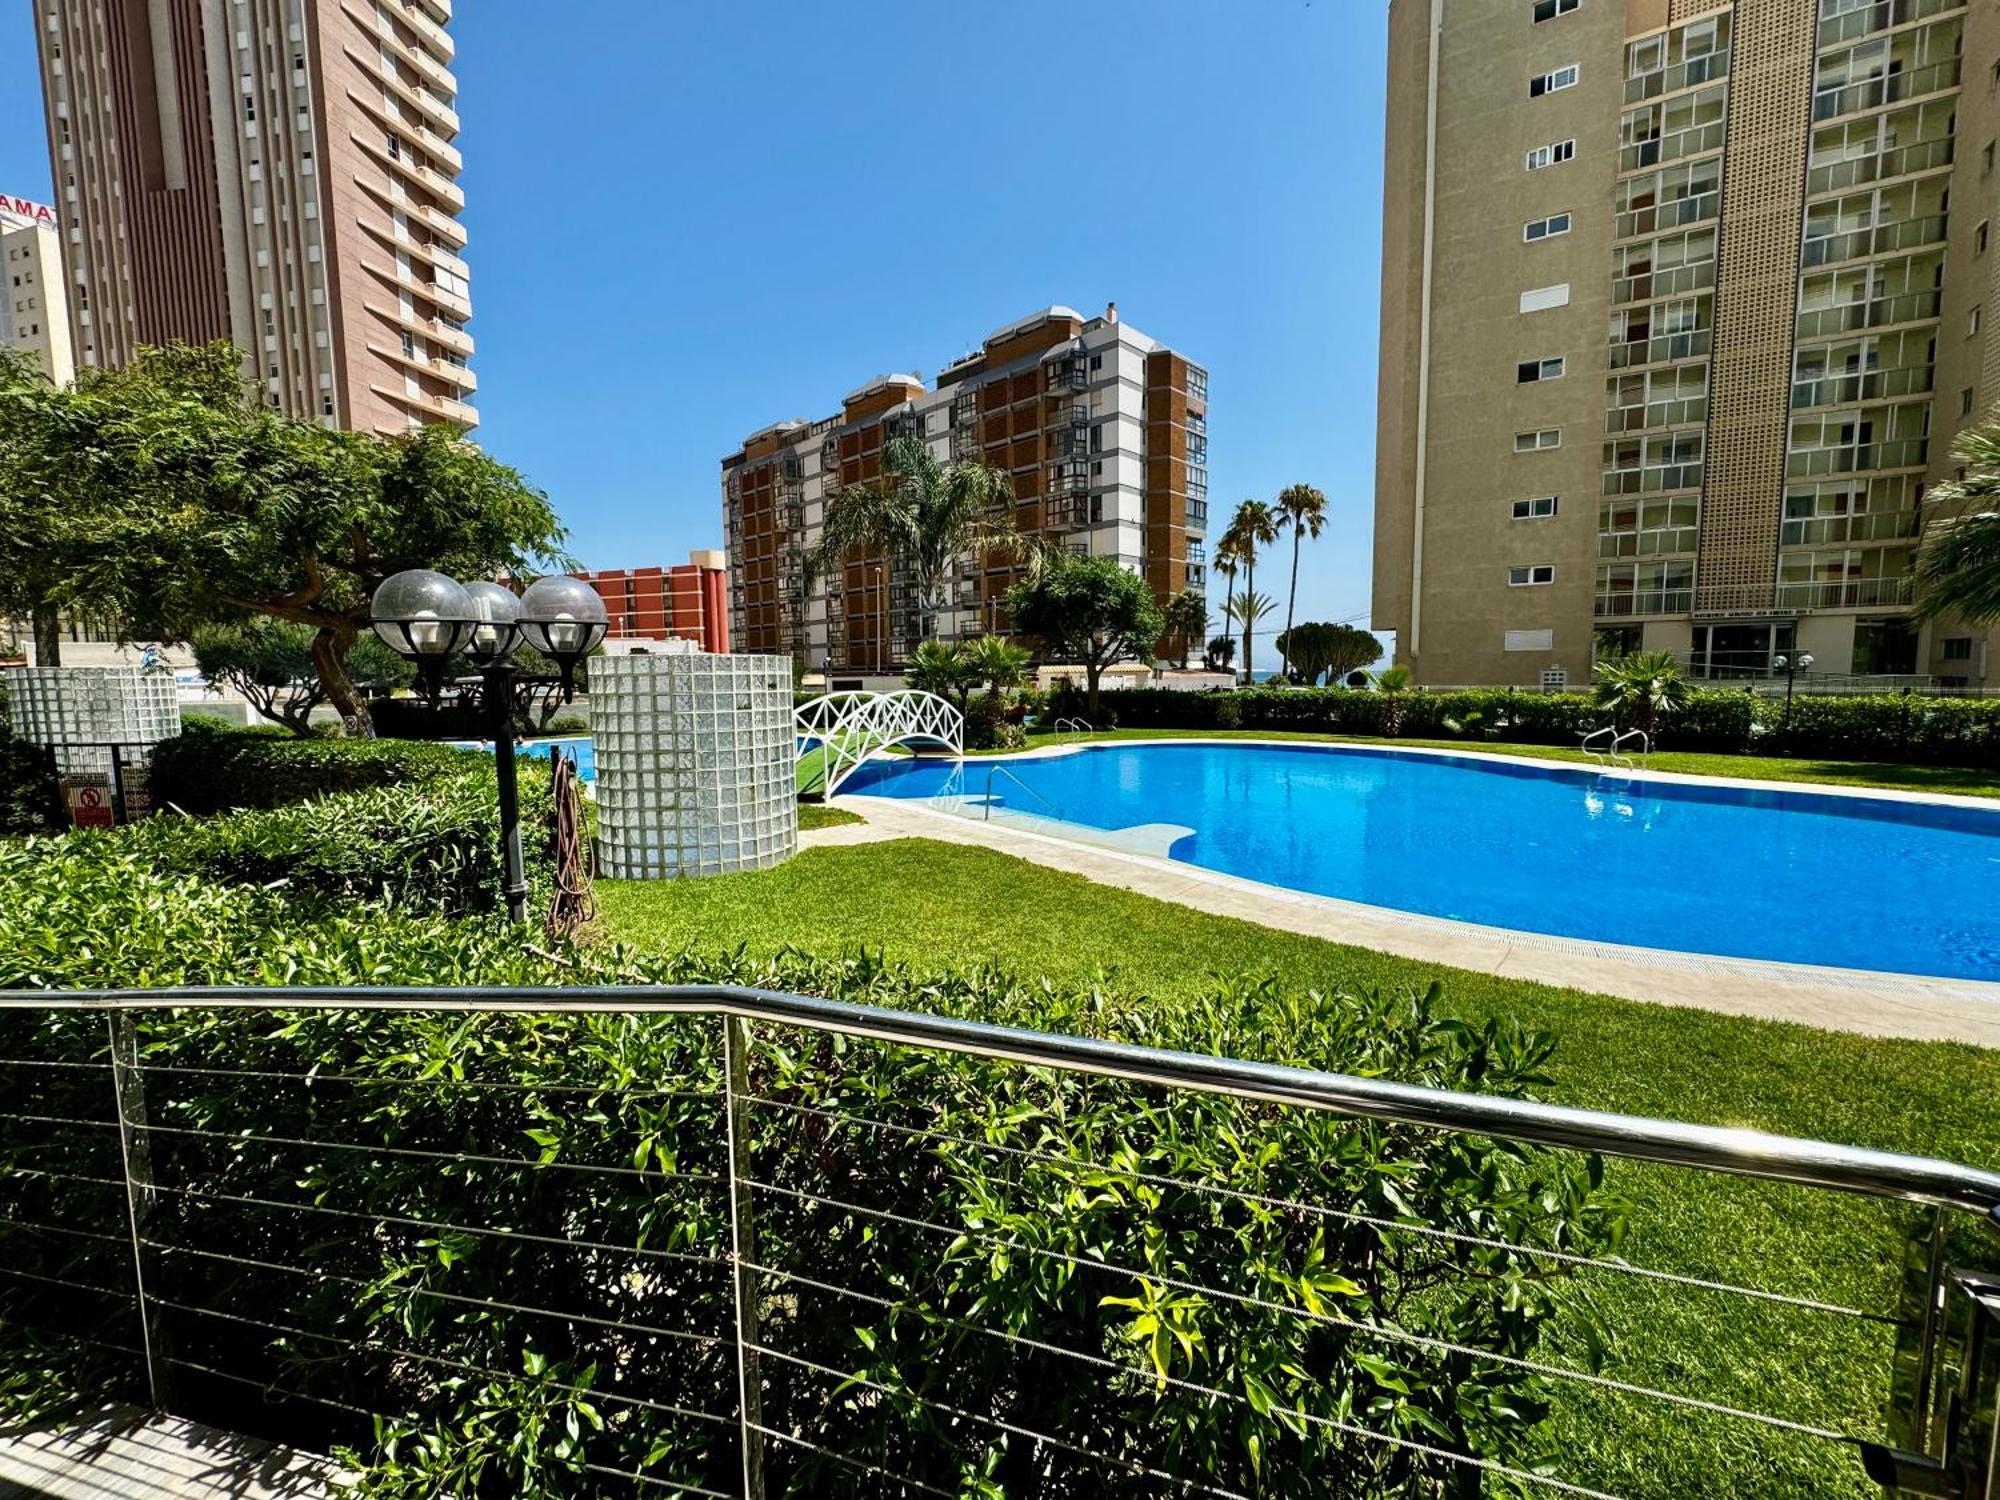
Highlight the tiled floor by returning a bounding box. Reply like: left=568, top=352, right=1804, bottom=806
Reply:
left=835, top=794, right=2000, bottom=1048
left=0, top=1407, right=339, bottom=1499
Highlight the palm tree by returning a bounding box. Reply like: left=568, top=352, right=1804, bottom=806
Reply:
left=1212, top=539, right=1243, bottom=667
left=1222, top=500, right=1280, bottom=680
left=904, top=639, right=981, bottom=715
left=1592, top=650, right=1690, bottom=739
left=1370, top=663, right=1413, bottom=736
left=1223, top=591, right=1275, bottom=675
left=806, top=435, right=1024, bottom=644
left=1914, top=419, right=2000, bottom=624
left=1274, top=484, right=1328, bottom=680
left=1162, top=588, right=1211, bottom=670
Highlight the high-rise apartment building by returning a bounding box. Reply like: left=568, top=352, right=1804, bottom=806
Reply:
left=578, top=553, right=732, bottom=655
left=721, top=304, right=1208, bottom=673
left=0, top=194, right=76, bottom=385
left=1374, top=0, right=2000, bottom=689
left=33, top=0, right=475, bottom=434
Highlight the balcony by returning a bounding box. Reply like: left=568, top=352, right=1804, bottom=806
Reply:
left=1609, top=327, right=1712, bottom=370
left=1794, top=288, right=1941, bottom=338
left=1812, top=56, right=1962, bottom=123
left=1623, top=45, right=1731, bottom=104
left=1786, top=437, right=1929, bottom=476
left=1611, top=258, right=1716, bottom=306
left=1599, top=527, right=1700, bottom=558
left=1186, top=497, right=1209, bottom=528
left=1618, top=119, right=1725, bottom=173
left=1818, top=0, right=1963, bottom=47
left=1800, top=214, right=1948, bottom=267
left=1614, top=189, right=1720, bottom=240
left=1605, top=396, right=1708, bottom=434
left=1779, top=509, right=1923, bottom=545
left=1047, top=429, right=1088, bottom=461
left=1805, top=135, right=1952, bottom=197
left=1044, top=494, right=1100, bottom=530
left=1595, top=586, right=1695, bottom=616
left=1602, top=461, right=1704, bottom=495
left=1790, top=363, right=1932, bottom=410
left=1774, top=575, right=1914, bottom=608
left=1044, top=362, right=1085, bottom=392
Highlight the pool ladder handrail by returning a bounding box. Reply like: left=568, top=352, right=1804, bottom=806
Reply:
left=1052, top=717, right=1096, bottom=739
left=1581, top=725, right=1651, bottom=771
left=979, top=761, right=1067, bottom=823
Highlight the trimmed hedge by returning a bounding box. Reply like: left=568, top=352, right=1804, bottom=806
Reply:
left=151, top=716, right=479, bottom=814
left=1068, top=685, right=2000, bottom=767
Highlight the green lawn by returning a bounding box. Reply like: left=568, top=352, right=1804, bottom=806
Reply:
left=797, top=801, right=862, bottom=830
left=600, top=839, right=2000, bottom=1498
left=980, top=725, right=2000, bottom=799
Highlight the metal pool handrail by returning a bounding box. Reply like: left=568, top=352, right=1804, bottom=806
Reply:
left=20, top=983, right=2000, bottom=1219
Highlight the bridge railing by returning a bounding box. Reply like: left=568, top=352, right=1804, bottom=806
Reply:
left=794, top=691, right=963, bottom=796
left=2, top=984, right=1997, bottom=1497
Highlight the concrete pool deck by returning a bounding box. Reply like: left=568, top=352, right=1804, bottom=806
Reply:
left=828, top=746, right=2000, bottom=1048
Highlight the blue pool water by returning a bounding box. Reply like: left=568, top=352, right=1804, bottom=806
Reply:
left=458, top=736, right=595, bottom=783
left=844, top=743, right=2000, bottom=982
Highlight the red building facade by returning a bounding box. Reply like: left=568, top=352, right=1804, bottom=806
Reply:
left=578, top=550, right=730, bottom=654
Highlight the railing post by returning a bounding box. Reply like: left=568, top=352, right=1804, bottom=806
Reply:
left=106, top=1009, right=171, bottom=1410
left=722, top=1015, right=765, bottom=1499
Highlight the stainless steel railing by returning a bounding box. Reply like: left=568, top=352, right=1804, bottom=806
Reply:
left=1, top=983, right=1997, bottom=1498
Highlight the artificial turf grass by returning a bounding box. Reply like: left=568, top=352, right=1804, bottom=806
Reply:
left=797, top=801, right=863, bottom=831
left=598, top=838, right=2000, bottom=1499
left=974, top=725, right=2000, bottom=800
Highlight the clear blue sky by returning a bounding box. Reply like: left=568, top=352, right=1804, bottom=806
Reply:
left=0, top=2, right=1388, bottom=637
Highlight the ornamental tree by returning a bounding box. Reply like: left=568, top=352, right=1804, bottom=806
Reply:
left=0, top=343, right=567, bottom=733
left=1275, top=621, right=1382, bottom=685
left=1006, top=554, right=1165, bottom=718
left=192, top=618, right=411, bottom=735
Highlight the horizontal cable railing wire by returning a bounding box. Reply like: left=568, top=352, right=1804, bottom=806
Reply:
left=0, top=984, right=1994, bottom=1498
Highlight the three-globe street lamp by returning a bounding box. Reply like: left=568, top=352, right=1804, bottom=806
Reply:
left=369, top=569, right=608, bottom=924
left=1774, top=650, right=1815, bottom=745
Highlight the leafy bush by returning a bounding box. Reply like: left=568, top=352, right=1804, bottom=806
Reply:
left=0, top=807, right=1622, bottom=1494
left=0, top=734, right=59, bottom=834
left=151, top=717, right=478, bottom=814
left=534, top=714, right=590, bottom=738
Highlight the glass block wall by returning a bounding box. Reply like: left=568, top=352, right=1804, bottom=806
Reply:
left=6, top=667, right=181, bottom=774
left=593, top=653, right=797, bottom=879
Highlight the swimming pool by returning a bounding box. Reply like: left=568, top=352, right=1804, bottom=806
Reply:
left=457, top=736, right=596, bottom=782
left=844, top=742, right=2000, bottom=983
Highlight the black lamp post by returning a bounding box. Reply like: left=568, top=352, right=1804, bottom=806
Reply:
left=1773, top=650, right=1814, bottom=745
left=370, top=569, right=607, bottom=924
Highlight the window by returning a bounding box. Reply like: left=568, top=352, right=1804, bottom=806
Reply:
left=1505, top=629, right=1555, bottom=651
left=1523, top=212, right=1572, bottom=242
left=1963, top=388, right=1977, bottom=417
left=1986, top=141, right=1996, bottom=176
left=1943, top=637, right=1973, bottom=661
left=1979, top=221, right=1990, bottom=256
left=1518, top=356, right=1566, bottom=382
left=1520, top=282, right=1571, bottom=313
left=386, top=133, right=400, bottom=159
left=1089, top=424, right=1103, bottom=453
left=1541, top=666, right=1569, bottom=690
left=1973, top=306, right=1984, bottom=337
left=1509, top=564, right=1556, bottom=586
left=1089, top=353, right=1102, bottom=371
left=1532, top=0, right=1578, bottom=20
left=1530, top=64, right=1579, bottom=97
left=1512, top=495, right=1559, bottom=519
left=1515, top=427, right=1562, bottom=451
left=1525, top=139, right=1576, bottom=171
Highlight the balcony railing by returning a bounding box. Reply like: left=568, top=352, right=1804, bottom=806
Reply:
left=1611, top=258, right=1716, bottom=306
left=1787, top=437, right=1930, bottom=475
left=1186, top=498, right=1209, bottom=528
left=1779, top=509, right=1923, bottom=545
left=1614, top=189, right=1720, bottom=241
left=1602, top=462, right=1704, bottom=495
left=1805, top=135, right=1953, bottom=197
left=1800, top=213, right=1948, bottom=268
left=1790, top=363, right=1933, bottom=409
left=1618, top=119, right=1725, bottom=173
left=3, top=985, right=1998, bottom=1499
left=1608, top=327, right=1712, bottom=369
left=1794, top=288, right=1941, bottom=338
left=1606, top=396, right=1708, bottom=434
left=1622, top=47, right=1731, bottom=104
left=1818, top=0, right=1963, bottom=48
left=1812, top=56, right=1963, bottom=123
left=1045, top=364, right=1086, bottom=392
left=1774, top=575, right=1915, bottom=608
left=1598, top=527, right=1701, bottom=558
left=1595, top=586, right=1695, bottom=616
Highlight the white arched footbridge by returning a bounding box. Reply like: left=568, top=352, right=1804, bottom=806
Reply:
left=796, top=691, right=963, bottom=797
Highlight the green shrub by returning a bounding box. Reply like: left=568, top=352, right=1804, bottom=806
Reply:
left=534, top=714, right=590, bottom=738
left=1753, top=691, right=2000, bottom=768
left=0, top=813, right=1621, bottom=1495
left=150, top=718, right=478, bottom=814
left=0, top=734, right=60, bottom=835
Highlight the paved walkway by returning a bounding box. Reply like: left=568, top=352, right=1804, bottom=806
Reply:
left=832, top=794, right=2000, bottom=1049
left=0, top=1407, right=340, bottom=1498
